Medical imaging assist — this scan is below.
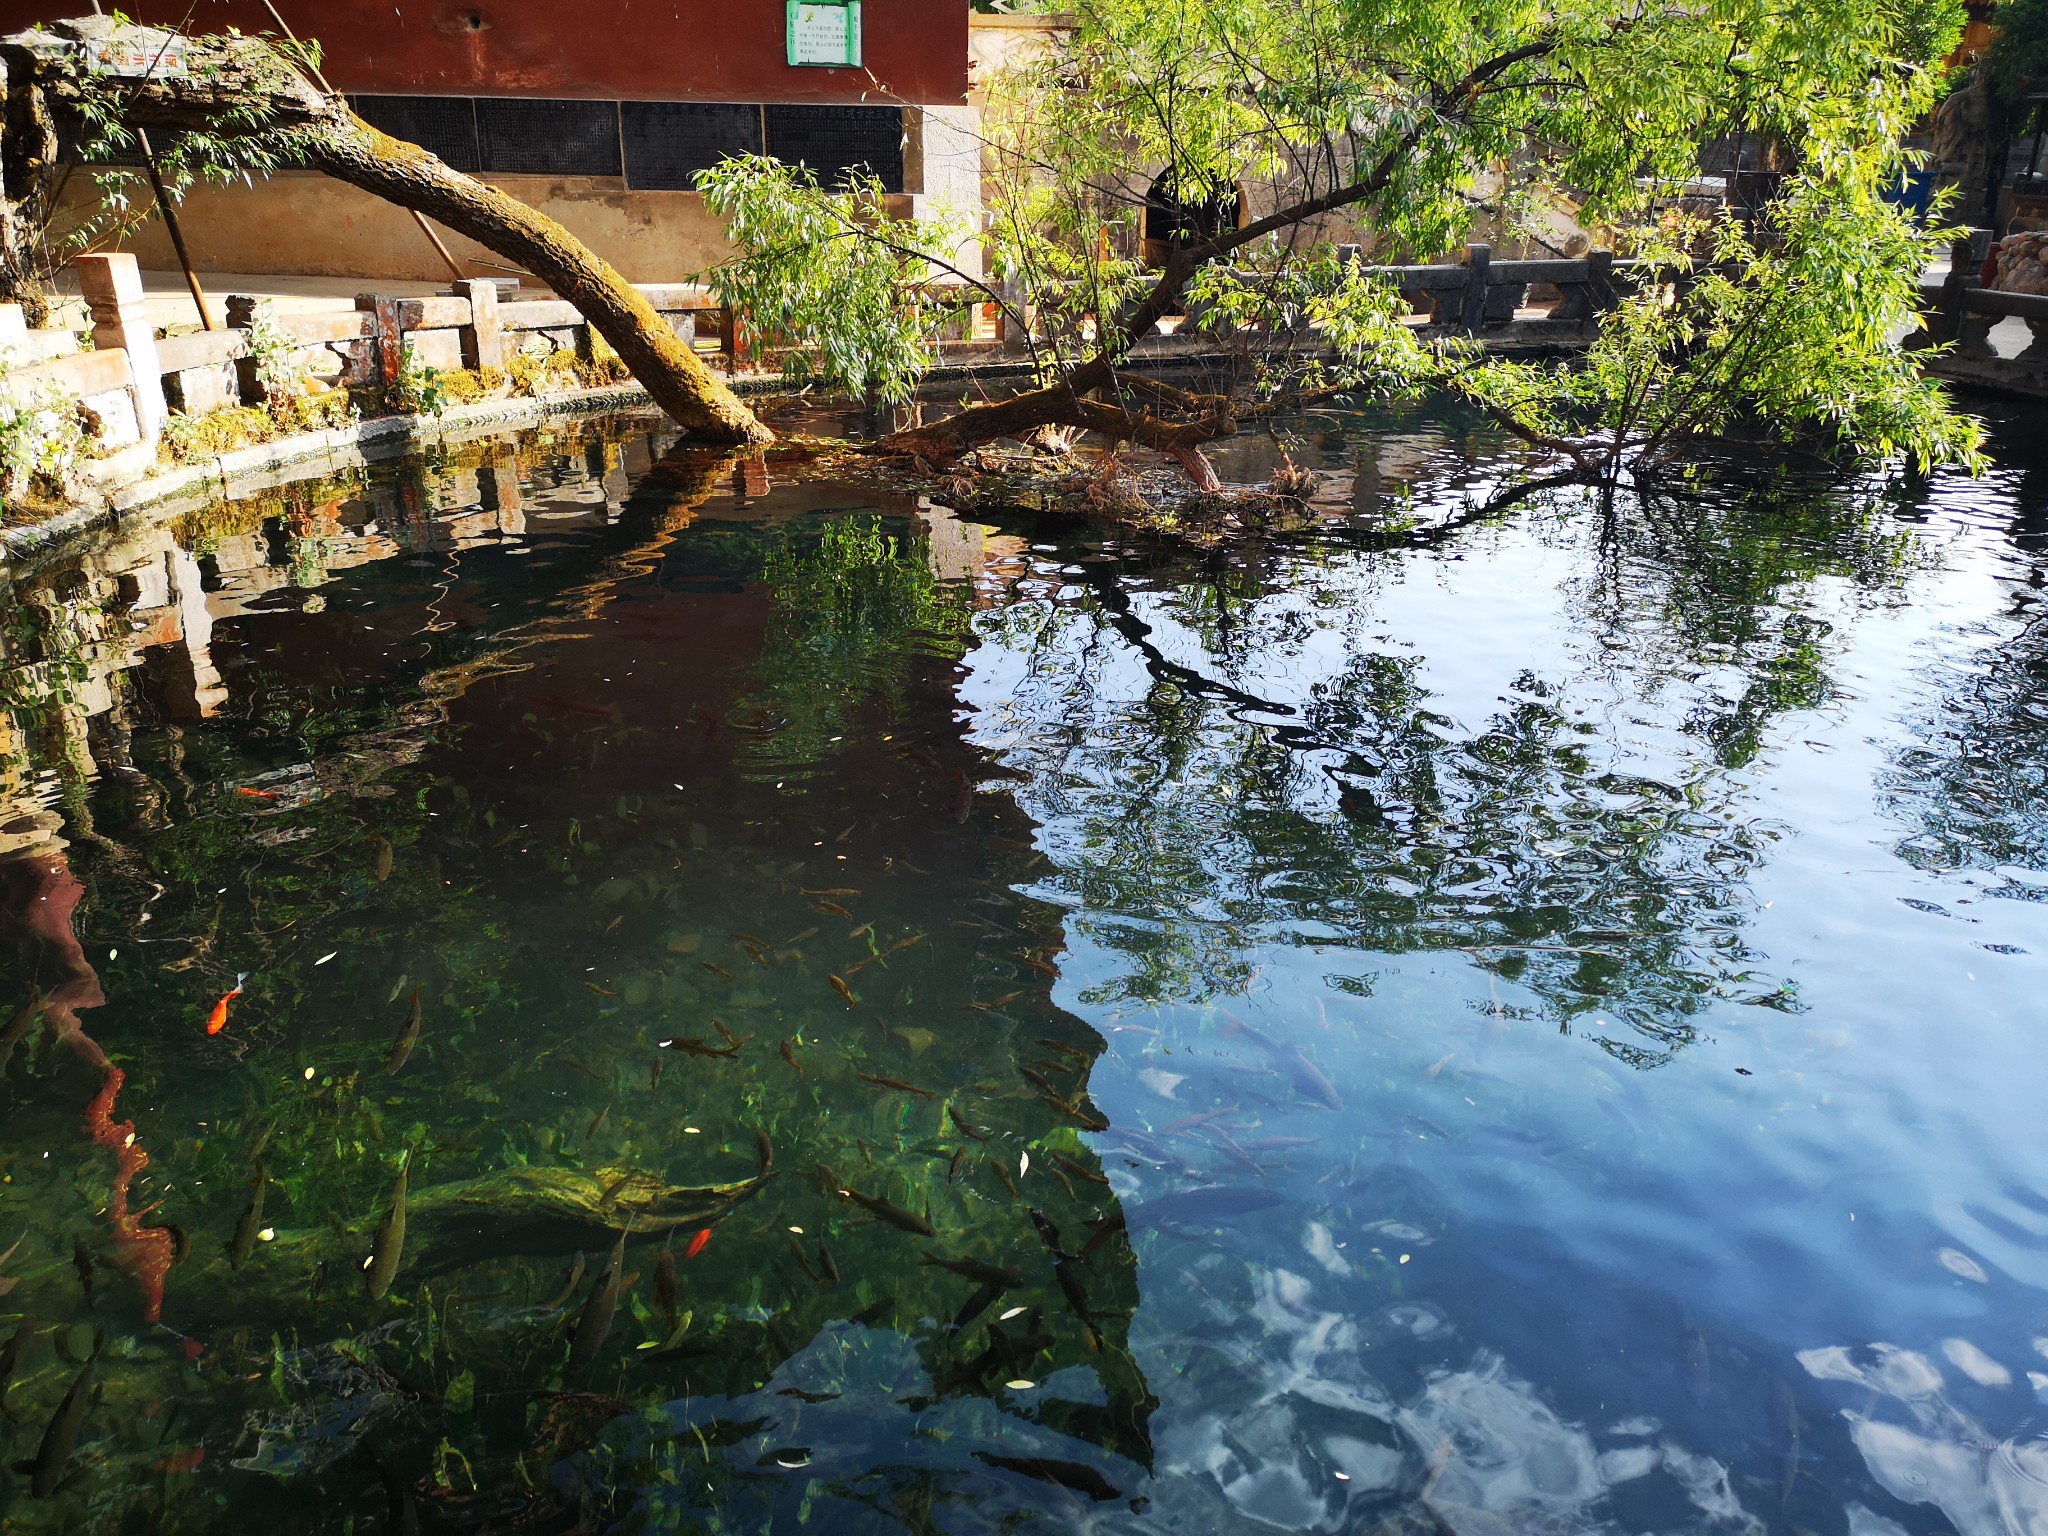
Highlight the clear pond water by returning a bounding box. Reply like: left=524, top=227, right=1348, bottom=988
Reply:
left=1, top=400, right=2047, bottom=1534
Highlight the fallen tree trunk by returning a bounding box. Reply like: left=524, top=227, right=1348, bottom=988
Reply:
left=0, top=17, right=770, bottom=445
left=299, top=125, right=771, bottom=444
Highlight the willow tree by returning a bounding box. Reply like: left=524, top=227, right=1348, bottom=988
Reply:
left=703, top=0, right=1985, bottom=484
left=0, top=15, right=769, bottom=445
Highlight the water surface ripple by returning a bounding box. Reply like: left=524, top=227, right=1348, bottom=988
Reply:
left=0, top=402, right=2044, bottom=1533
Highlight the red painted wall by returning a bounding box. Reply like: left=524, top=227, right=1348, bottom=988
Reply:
left=0, top=1, right=968, bottom=104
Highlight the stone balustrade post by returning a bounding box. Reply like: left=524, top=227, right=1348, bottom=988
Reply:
left=1460, top=243, right=1492, bottom=334
left=456, top=279, right=504, bottom=372
left=73, top=253, right=165, bottom=443
left=358, top=294, right=407, bottom=390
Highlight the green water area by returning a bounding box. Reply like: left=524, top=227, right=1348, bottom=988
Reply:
left=1, top=398, right=2046, bottom=1534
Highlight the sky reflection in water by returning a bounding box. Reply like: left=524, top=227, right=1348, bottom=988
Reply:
left=0, top=401, right=2046, bottom=1533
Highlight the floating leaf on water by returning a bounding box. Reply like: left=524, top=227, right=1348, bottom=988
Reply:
left=1004, top=1380, right=1036, bottom=1391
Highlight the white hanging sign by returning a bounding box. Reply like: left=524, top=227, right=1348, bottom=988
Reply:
left=787, top=1, right=862, bottom=68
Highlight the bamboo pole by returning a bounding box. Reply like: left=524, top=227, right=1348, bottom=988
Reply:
left=255, top=0, right=466, bottom=285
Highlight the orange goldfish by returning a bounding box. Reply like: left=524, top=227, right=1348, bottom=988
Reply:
left=685, top=1228, right=712, bottom=1260
left=233, top=787, right=279, bottom=800
left=203, top=974, right=249, bottom=1036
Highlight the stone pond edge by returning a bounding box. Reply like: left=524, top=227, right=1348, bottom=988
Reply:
left=0, top=381, right=690, bottom=572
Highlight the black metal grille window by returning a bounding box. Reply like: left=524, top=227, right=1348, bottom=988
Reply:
left=764, top=105, right=903, bottom=191
left=350, top=96, right=481, bottom=173
left=622, top=102, right=764, bottom=191
left=475, top=99, right=623, bottom=177
left=333, top=98, right=905, bottom=194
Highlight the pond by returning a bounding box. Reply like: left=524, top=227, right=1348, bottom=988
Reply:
left=1, top=397, right=2046, bottom=1534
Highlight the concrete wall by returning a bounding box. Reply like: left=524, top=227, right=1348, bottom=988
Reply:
left=0, top=0, right=968, bottom=104
left=71, top=171, right=775, bottom=284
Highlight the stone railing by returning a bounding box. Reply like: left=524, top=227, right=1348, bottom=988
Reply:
left=0, top=254, right=169, bottom=488
left=988, top=244, right=1627, bottom=348
left=157, top=278, right=727, bottom=414
left=1912, top=229, right=2048, bottom=361
left=0, top=244, right=1640, bottom=505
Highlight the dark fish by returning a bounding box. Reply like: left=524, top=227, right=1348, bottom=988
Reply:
left=569, top=1231, right=626, bottom=1372
left=542, top=1252, right=587, bottom=1311
left=973, top=1452, right=1120, bottom=1502
left=0, top=986, right=44, bottom=1074
left=653, top=1242, right=678, bottom=1327
left=1125, top=1185, right=1282, bottom=1231
left=1029, top=1209, right=1070, bottom=1261
left=788, top=1238, right=823, bottom=1283
left=851, top=1295, right=893, bottom=1327
left=948, top=1106, right=990, bottom=1143
left=1052, top=1259, right=1099, bottom=1343
left=15, top=1332, right=100, bottom=1498
left=1018, top=1065, right=1062, bottom=1098
left=229, top=1163, right=269, bottom=1269
left=777, top=1386, right=841, bottom=1404
left=384, top=991, right=422, bottom=1075
left=953, top=1280, right=1004, bottom=1332
left=587, top=1103, right=612, bottom=1138
left=1048, top=1150, right=1109, bottom=1187
left=858, top=1071, right=933, bottom=1099
left=71, top=1241, right=93, bottom=1304
left=948, top=1147, right=970, bottom=1185
left=922, top=1254, right=1022, bottom=1288
left=367, top=835, right=394, bottom=883
left=650, top=1056, right=665, bottom=1092
left=1224, top=1016, right=1343, bottom=1110
left=809, top=899, right=852, bottom=919
left=815, top=1162, right=845, bottom=1198
left=1678, top=1309, right=1712, bottom=1405
left=1034, top=1037, right=1089, bottom=1062
left=780, top=1040, right=803, bottom=1076
left=781, top=927, right=820, bottom=947
left=1768, top=1378, right=1801, bottom=1508
left=991, top=1159, right=1019, bottom=1200
left=0, top=1315, right=34, bottom=1417
left=754, top=1128, right=775, bottom=1174
left=364, top=1153, right=410, bottom=1301
left=700, top=961, right=734, bottom=980
left=1079, top=1210, right=1128, bottom=1260
left=815, top=1240, right=839, bottom=1285
left=660, top=1036, right=739, bottom=1059
left=829, top=975, right=857, bottom=1008
left=367, top=1452, right=419, bottom=1536
left=949, top=766, right=972, bottom=823
left=842, top=1186, right=935, bottom=1237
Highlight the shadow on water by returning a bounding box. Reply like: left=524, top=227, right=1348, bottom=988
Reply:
left=1, top=399, right=2047, bottom=1532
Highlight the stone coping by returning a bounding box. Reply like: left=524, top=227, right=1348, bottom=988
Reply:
left=0, top=382, right=656, bottom=570
left=0, top=322, right=1604, bottom=572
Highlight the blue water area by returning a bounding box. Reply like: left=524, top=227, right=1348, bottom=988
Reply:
left=0, top=399, right=2046, bottom=1533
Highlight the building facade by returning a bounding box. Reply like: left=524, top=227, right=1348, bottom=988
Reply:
left=0, top=0, right=974, bottom=281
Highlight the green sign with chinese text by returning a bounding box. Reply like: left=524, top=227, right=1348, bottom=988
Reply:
left=787, top=1, right=862, bottom=68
